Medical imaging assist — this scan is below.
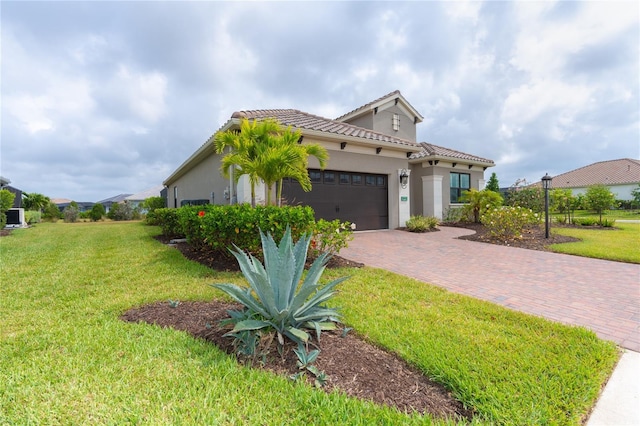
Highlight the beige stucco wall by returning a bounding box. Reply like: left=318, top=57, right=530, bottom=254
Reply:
left=166, top=154, right=228, bottom=208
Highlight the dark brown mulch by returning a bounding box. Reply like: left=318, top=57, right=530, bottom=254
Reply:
left=121, top=300, right=474, bottom=421
left=444, top=222, right=582, bottom=250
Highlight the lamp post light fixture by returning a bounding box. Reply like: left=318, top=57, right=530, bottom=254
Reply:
left=541, top=173, right=552, bottom=238
left=399, top=169, right=409, bottom=189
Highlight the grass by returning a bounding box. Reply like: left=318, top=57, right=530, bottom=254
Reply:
left=0, top=222, right=619, bottom=425
left=551, top=222, right=640, bottom=263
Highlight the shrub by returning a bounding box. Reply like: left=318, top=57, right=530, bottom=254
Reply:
left=405, top=215, right=438, bottom=232
left=25, top=210, right=41, bottom=224
left=481, top=206, right=541, bottom=240
left=42, top=202, right=61, bottom=222
left=461, top=189, right=503, bottom=223
left=63, top=203, right=79, bottom=223
left=505, top=187, right=545, bottom=213
left=89, top=203, right=106, bottom=222
left=572, top=217, right=598, bottom=226
left=147, top=208, right=182, bottom=237
left=309, top=219, right=354, bottom=257
left=212, top=227, right=347, bottom=357
left=443, top=206, right=467, bottom=223
left=0, top=189, right=16, bottom=228
left=141, top=196, right=166, bottom=213
left=179, top=204, right=315, bottom=257
left=108, top=202, right=134, bottom=221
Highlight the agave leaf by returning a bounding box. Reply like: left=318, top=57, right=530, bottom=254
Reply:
left=296, top=308, right=341, bottom=324
left=295, top=276, right=348, bottom=319
left=210, top=283, right=270, bottom=318
left=285, top=326, right=309, bottom=344
left=231, top=319, right=271, bottom=332
left=288, top=232, right=311, bottom=304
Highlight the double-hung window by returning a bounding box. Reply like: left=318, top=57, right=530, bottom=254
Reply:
left=450, top=173, right=470, bottom=203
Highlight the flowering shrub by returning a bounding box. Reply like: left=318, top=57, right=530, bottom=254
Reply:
left=309, top=219, right=355, bottom=258
left=481, top=206, right=541, bottom=240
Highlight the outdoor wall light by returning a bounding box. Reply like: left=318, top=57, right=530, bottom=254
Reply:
left=399, top=169, right=409, bottom=188
left=541, top=173, right=552, bottom=238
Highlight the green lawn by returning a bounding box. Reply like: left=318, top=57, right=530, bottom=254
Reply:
left=0, top=222, right=619, bottom=425
left=551, top=222, right=640, bottom=263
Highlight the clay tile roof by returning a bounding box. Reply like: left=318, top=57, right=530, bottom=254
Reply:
left=550, top=158, right=640, bottom=188
left=410, top=142, right=495, bottom=165
left=335, top=90, right=424, bottom=123
left=230, top=108, right=419, bottom=148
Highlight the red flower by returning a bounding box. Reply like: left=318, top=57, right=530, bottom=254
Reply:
left=198, top=211, right=205, bottom=217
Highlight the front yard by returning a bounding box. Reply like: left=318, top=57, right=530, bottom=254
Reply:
left=0, top=222, right=619, bottom=424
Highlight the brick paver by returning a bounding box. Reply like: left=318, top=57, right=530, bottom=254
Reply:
left=340, top=227, right=640, bottom=351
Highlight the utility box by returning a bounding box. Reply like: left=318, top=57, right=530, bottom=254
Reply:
left=5, top=208, right=26, bottom=228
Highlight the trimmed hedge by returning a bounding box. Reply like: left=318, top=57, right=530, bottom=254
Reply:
left=151, top=204, right=316, bottom=258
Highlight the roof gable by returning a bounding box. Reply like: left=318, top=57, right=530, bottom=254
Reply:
left=551, top=158, right=640, bottom=188
left=335, top=90, right=424, bottom=124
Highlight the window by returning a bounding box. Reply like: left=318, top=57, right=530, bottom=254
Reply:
left=339, top=173, right=350, bottom=184
left=323, top=171, right=335, bottom=184
left=376, top=176, right=386, bottom=186
left=352, top=174, right=362, bottom=185
left=392, top=113, right=400, bottom=131
left=309, top=171, right=322, bottom=183
left=450, top=173, right=470, bottom=203
left=365, top=176, right=376, bottom=186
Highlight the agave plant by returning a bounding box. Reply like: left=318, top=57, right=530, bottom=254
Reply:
left=212, top=227, right=347, bottom=349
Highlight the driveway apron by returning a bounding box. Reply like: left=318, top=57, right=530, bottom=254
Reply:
left=340, top=228, right=640, bottom=352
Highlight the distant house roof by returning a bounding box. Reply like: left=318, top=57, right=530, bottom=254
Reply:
left=97, top=194, right=132, bottom=204
left=229, top=108, right=420, bottom=149
left=410, top=142, right=495, bottom=166
left=0, top=176, right=10, bottom=187
left=51, top=198, right=73, bottom=204
left=550, top=158, right=640, bottom=188
left=125, top=185, right=164, bottom=202
left=335, top=90, right=424, bottom=124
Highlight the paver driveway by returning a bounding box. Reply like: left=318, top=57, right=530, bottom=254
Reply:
left=340, top=227, right=640, bottom=351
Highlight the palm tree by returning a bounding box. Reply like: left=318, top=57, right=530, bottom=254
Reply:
left=23, top=192, right=50, bottom=212
left=214, top=118, right=328, bottom=206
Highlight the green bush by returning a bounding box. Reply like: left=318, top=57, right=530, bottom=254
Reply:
left=42, top=202, right=62, bottom=222
left=309, top=219, right=354, bottom=257
left=212, top=227, right=346, bottom=357
left=0, top=189, right=16, bottom=228
left=443, top=206, right=468, bottom=223
left=481, top=206, right=541, bottom=240
left=405, top=215, right=439, bottom=232
left=108, top=202, right=133, bottom=221
left=25, top=210, right=41, bottom=224
left=141, top=196, right=166, bottom=213
left=89, top=203, right=106, bottom=222
left=179, top=204, right=315, bottom=257
left=572, top=217, right=598, bottom=226
left=505, top=187, right=545, bottom=213
left=461, top=188, right=503, bottom=223
left=147, top=208, right=182, bottom=237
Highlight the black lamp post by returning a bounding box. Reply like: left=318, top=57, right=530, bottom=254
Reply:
left=542, top=173, right=552, bottom=238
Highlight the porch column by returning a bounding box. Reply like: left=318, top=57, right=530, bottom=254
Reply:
left=422, top=175, right=443, bottom=219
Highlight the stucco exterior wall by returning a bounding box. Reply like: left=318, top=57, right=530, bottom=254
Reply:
left=370, top=104, right=417, bottom=143
left=166, top=154, right=228, bottom=208
left=566, top=183, right=638, bottom=201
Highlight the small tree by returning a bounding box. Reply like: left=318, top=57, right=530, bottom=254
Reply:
left=63, top=202, right=79, bottom=223
left=141, top=196, right=165, bottom=213
left=505, top=186, right=545, bottom=213
left=550, top=188, right=576, bottom=223
left=584, top=184, right=617, bottom=223
left=22, top=192, right=50, bottom=212
left=460, top=188, right=503, bottom=223
left=89, top=203, right=106, bottom=222
left=485, top=173, right=500, bottom=193
left=108, top=202, right=133, bottom=221
left=0, top=189, right=16, bottom=229
left=631, top=184, right=640, bottom=209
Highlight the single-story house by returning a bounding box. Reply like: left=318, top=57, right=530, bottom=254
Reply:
left=548, top=159, right=640, bottom=201
left=52, top=198, right=95, bottom=213
left=124, top=185, right=165, bottom=212
left=163, top=90, right=495, bottom=230
left=96, top=194, right=132, bottom=213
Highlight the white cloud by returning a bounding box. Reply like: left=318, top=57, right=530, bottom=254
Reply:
left=113, top=65, right=168, bottom=123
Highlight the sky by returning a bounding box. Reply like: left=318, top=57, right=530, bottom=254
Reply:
left=1, top=0, right=638, bottom=202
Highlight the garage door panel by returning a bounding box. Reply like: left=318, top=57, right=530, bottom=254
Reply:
left=282, top=170, right=388, bottom=231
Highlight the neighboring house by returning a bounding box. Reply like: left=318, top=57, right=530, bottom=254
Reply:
left=0, top=176, right=23, bottom=208
left=96, top=194, right=132, bottom=213
left=548, top=159, right=640, bottom=201
left=52, top=198, right=95, bottom=213
left=163, top=90, right=495, bottom=230
left=124, top=185, right=165, bottom=212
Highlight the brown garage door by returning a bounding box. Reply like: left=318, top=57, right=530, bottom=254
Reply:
left=282, top=169, right=388, bottom=230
